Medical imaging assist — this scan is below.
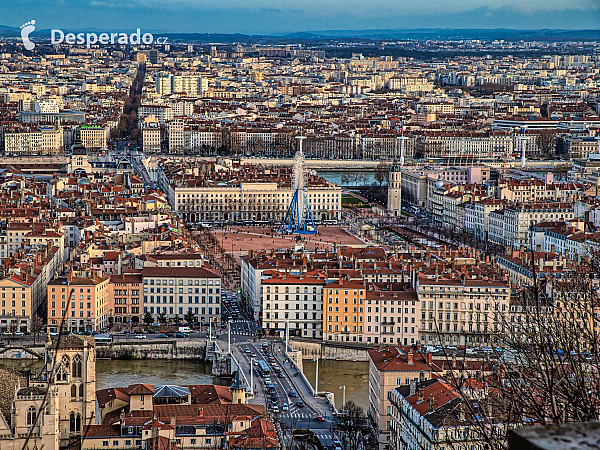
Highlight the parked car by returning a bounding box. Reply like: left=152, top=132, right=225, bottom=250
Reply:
left=135, top=335, right=147, bottom=339
left=174, top=332, right=186, bottom=338
left=157, top=334, right=168, bottom=338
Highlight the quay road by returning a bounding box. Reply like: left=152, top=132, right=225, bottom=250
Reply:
left=231, top=339, right=336, bottom=448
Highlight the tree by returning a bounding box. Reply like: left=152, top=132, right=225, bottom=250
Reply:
left=374, top=162, right=389, bottom=186
left=439, top=257, right=600, bottom=450
left=157, top=311, right=167, bottom=324
left=332, top=401, right=370, bottom=450
left=9, top=320, right=18, bottom=339
left=143, top=311, right=155, bottom=326
left=184, top=311, right=196, bottom=325
left=173, top=314, right=182, bottom=325
left=31, top=316, right=44, bottom=344
left=109, top=127, right=120, bottom=142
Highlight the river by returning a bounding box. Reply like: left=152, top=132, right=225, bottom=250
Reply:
left=317, top=170, right=382, bottom=187
left=303, top=359, right=369, bottom=410
left=0, top=359, right=229, bottom=389
left=0, top=358, right=370, bottom=410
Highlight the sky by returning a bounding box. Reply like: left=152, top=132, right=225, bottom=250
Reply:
left=2, top=0, right=599, bottom=34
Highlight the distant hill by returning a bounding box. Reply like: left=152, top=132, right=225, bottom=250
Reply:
left=0, top=26, right=598, bottom=42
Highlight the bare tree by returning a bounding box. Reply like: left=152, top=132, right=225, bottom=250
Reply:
left=374, top=162, right=389, bottom=186
left=332, top=401, right=371, bottom=450
left=435, top=257, right=600, bottom=450
left=31, top=316, right=44, bottom=344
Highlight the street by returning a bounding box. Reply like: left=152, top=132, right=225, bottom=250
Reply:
left=226, top=335, right=336, bottom=449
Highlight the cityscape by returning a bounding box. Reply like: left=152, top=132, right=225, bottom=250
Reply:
left=0, top=2, right=599, bottom=449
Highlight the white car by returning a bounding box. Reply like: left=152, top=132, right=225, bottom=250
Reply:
left=135, top=335, right=147, bottom=339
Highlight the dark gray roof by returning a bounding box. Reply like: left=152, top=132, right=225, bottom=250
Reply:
left=153, top=385, right=191, bottom=398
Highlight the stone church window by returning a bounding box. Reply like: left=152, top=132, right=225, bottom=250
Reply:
left=26, top=406, right=36, bottom=426
left=72, top=355, right=82, bottom=378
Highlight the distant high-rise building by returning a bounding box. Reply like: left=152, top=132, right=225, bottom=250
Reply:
left=155, top=73, right=173, bottom=95
left=148, top=49, right=159, bottom=64
left=188, top=44, right=194, bottom=53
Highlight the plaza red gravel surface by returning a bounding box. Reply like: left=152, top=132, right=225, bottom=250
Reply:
left=212, top=226, right=364, bottom=262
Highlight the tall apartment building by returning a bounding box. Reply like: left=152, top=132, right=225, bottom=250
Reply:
left=369, top=346, right=434, bottom=450
left=464, top=198, right=505, bottom=241
left=168, top=119, right=185, bottom=152
left=4, top=126, right=63, bottom=155
left=364, top=283, right=419, bottom=346
left=261, top=274, right=325, bottom=339
left=489, top=202, right=575, bottom=249
left=138, top=104, right=174, bottom=124
left=155, top=73, right=208, bottom=96
left=78, top=125, right=108, bottom=150
left=109, top=273, right=143, bottom=326
left=323, top=280, right=366, bottom=343
left=417, top=274, right=511, bottom=347
left=47, top=274, right=111, bottom=333
left=142, top=266, right=222, bottom=324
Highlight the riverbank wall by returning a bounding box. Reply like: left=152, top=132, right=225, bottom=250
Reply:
left=290, top=338, right=373, bottom=361
left=95, top=339, right=209, bottom=360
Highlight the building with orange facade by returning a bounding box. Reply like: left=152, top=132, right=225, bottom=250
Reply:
left=322, top=279, right=366, bottom=343
left=108, top=273, right=143, bottom=326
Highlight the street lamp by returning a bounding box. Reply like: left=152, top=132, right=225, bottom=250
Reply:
left=250, top=356, right=254, bottom=396
left=339, top=385, right=346, bottom=414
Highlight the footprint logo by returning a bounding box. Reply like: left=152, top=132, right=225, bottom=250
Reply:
left=21, top=20, right=36, bottom=50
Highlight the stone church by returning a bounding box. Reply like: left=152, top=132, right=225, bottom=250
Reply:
left=0, top=334, right=96, bottom=450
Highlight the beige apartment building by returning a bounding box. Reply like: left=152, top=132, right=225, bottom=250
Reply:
left=4, top=126, right=63, bottom=155
left=364, top=284, right=420, bottom=346
left=142, top=266, right=222, bottom=324
left=0, top=244, right=62, bottom=333
left=417, top=274, right=511, bottom=347
left=78, top=125, right=108, bottom=150
left=368, top=346, right=435, bottom=450
left=261, top=274, right=325, bottom=339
